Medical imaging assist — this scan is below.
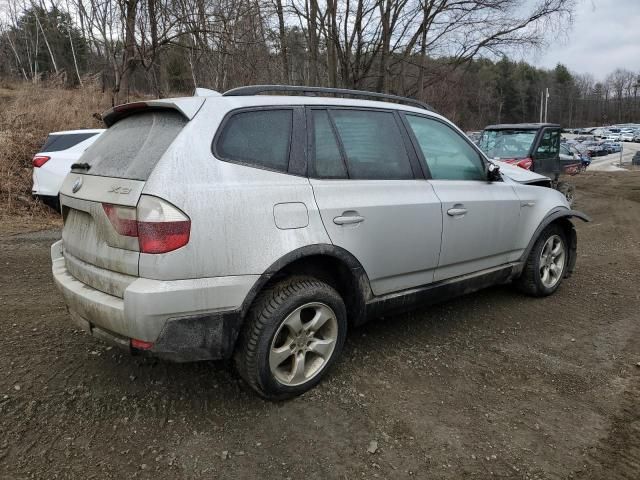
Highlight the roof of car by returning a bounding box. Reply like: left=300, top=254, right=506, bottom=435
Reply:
left=104, top=94, right=449, bottom=127
left=483, top=123, right=561, bottom=130
left=212, top=94, right=443, bottom=117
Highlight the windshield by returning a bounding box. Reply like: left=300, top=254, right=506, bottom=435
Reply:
left=478, top=129, right=536, bottom=159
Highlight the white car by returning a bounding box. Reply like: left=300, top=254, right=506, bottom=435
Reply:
left=32, top=129, right=104, bottom=210
left=620, top=132, right=635, bottom=142
left=604, top=133, right=621, bottom=142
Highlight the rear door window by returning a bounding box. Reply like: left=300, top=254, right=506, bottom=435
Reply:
left=41, top=132, right=99, bottom=152
left=77, top=110, right=186, bottom=180
left=310, top=110, right=347, bottom=178
left=329, top=109, right=413, bottom=180
left=216, top=109, right=293, bottom=172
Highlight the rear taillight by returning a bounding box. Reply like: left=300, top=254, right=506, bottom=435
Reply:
left=102, top=196, right=190, bottom=254
left=103, top=204, right=138, bottom=236
left=32, top=155, right=51, bottom=167
left=137, top=196, right=191, bottom=254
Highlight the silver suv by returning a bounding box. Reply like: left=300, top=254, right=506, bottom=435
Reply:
left=51, top=86, right=589, bottom=399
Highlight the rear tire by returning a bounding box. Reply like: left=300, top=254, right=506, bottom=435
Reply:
left=516, top=224, right=568, bottom=297
left=235, top=276, right=347, bottom=400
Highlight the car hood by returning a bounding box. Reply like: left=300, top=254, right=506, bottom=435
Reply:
left=494, top=160, right=550, bottom=184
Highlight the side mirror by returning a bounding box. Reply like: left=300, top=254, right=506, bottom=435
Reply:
left=487, top=162, right=501, bottom=182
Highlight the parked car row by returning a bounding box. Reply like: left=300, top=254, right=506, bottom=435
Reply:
left=564, top=125, right=640, bottom=142
left=562, top=136, right=623, bottom=159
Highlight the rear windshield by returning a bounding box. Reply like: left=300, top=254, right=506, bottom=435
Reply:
left=41, top=132, right=99, bottom=152
left=77, top=110, right=186, bottom=180
left=478, top=129, right=537, bottom=159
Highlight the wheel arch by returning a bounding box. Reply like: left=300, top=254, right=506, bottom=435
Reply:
left=239, top=244, right=373, bottom=327
left=517, top=208, right=591, bottom=278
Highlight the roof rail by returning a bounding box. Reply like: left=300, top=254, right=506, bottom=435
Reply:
left=222, top=85, right=436, bottom=113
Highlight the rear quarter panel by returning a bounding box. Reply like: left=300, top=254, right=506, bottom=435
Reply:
left=139, top=99, right=331, bottom=280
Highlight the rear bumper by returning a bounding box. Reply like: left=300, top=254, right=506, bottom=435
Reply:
left=51, top=240, right=258, bottom=361
left=32, top=167, right=63, bottom=197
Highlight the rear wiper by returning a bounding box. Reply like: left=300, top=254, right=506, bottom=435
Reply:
left=71, top=162, right=91, bottom=171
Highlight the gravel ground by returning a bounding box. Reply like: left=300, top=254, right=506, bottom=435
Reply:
left=1, top=172, right=639, bottom=479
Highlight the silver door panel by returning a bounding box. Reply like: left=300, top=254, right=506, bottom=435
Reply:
left=430, top=180, right=522, bottom=281
left=310, top=179, right=442, bottom=295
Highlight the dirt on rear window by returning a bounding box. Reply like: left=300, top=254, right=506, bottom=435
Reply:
left=77, top=110, right=186, bottom=180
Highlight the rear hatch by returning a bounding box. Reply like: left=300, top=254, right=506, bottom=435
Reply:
left=59, top=99, right=202, bottom=298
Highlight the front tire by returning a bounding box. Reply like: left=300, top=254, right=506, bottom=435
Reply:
left=235, top=276, right=347, bottom=400
left=516, top=224, right=568, bottom=297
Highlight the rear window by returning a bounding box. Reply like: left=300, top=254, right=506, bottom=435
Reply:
left=216, top=109, right=293, bottom=172
left=77, top=110, right=186, bottom=180
left=41, top=132, right=99, bottom=152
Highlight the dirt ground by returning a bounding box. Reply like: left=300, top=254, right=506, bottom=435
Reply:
left=1, top=172, right=639, bottom=480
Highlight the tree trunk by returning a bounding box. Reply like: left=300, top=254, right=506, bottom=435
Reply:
left=307, top=0, right=320, bottom=85
left=274, top=0, right=289, bottom=83
left=33, top=7, right=59, bottom=74
left=376, top=0, right=391, bottom=93
left=148, top=0, right=163, bottom=97
left=115, top=0, right=139, bottom=104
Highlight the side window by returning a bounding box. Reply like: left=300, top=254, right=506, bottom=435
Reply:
left=405, top=115, right=485, bottom=181
left=536, top=129, right=560, bottom=159
left=311, top=110, right=347, bottom=178
left=330, top=109, right=413, bottom=180
left=217, top=109, right=292, bottom=172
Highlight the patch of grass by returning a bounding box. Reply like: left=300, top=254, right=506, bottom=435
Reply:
left=0, top=81, right=112, bottom=215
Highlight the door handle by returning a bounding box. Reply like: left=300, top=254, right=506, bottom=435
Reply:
left=333, top=213, right=365, bottom=225
left=447, top=206, right=467, bottom=216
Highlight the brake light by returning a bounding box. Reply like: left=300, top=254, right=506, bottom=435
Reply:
left=102, top=196, right=190, bottom=254
left=32, top=155, right=51, bottom=167
left=113, top=102, right=148, bottom=113
left=131, top=338, right=154, bottom=350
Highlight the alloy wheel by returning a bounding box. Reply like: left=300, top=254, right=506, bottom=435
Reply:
left=539, top=234, right=566, bottom=288
left=269, top=302, right=339, bottom=387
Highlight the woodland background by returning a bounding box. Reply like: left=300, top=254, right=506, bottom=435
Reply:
left=1, top=0, right=639, bottom=129
left=1, top=0, right=640, bottom=213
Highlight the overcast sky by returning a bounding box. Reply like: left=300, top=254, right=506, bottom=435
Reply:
left=522, top=0, right=640, bottom=79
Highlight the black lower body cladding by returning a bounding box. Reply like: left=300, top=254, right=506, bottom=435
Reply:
left=150, top=311, right=243, bottom=362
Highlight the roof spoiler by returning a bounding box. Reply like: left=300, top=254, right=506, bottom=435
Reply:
left=194, top=87, right=221, bottom=97
left=101, top=97, right=206, bottom=127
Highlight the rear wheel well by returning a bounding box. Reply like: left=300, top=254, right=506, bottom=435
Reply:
left=256, top=255, right=369, bottom=326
